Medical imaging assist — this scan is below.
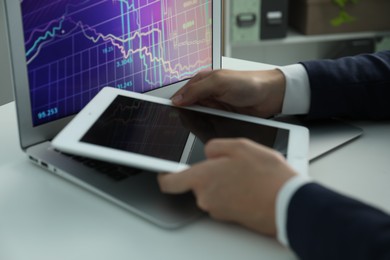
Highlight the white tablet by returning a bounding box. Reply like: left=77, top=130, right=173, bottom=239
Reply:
left=52, top=87, right=309, bottom=175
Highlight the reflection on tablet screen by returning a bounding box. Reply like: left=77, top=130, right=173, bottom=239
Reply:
left=80, top=95, right=290, bottom=163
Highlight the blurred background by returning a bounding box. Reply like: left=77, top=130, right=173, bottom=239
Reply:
left=223, top=0, right=390, bottom=64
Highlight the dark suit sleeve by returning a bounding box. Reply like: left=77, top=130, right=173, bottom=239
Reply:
left=287, top=183, right=390, bottom=260
left=300, top=51, right=390, bottom=120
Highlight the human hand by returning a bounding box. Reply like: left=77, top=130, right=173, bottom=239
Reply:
left=158, top=138, right=297, bottom=237
left=171, top=69, right=286, bottom=118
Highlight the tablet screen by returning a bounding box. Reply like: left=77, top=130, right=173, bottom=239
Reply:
left=80, top=95, right=290, bottom=163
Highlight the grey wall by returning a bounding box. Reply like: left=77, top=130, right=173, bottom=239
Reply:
left=0, top=0, right=13, bottom=105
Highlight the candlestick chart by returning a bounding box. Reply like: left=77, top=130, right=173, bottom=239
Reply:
left=22, top=0, right=212, bottom=126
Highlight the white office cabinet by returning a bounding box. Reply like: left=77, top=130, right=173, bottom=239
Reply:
left=230, top=0, right=261, bottom=43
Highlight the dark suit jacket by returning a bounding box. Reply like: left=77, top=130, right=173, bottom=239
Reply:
left=286, top=51, right=390, bottom=260
left=304, top=50, right=390, bottom=120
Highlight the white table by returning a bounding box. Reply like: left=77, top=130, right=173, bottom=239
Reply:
left=1, top=57, right=390, bottom=260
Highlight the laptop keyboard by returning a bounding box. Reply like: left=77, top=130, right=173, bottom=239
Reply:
left=59, top=151, right=143, bottom=181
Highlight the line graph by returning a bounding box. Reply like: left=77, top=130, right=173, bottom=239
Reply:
left=22, top=0, right=212, bottom=126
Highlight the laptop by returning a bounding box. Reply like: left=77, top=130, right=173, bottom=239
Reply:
left=5, top=0, right=222, bottom=228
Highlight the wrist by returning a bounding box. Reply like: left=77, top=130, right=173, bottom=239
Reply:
left=276, top=175, right=312, bottom=246
left=278, top=64, right=311, bottom=115
left=253, top=69, right=286, bottom=118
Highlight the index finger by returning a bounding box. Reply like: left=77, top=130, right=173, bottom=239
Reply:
left=171, top=70, right=213, bottom=105
left=158, top=169, right=195, bottom=194
left=176, top=70, right=213, bottom=95
left=158, top=159, right=216, bottom=194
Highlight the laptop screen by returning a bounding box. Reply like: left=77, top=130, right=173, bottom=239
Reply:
left=21, top=0, right=213, bottom=126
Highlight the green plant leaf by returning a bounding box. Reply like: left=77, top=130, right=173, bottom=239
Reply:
left=332, top=0, right=359, bottom=7
left=333, top=0, right=346, bottom=8
left=331, top=0, right=359, bottom=26
left=331, top=10, right=357, bottom=26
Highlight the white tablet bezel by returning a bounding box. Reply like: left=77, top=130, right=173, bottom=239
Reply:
left=52, top=87, right=309, bottom=175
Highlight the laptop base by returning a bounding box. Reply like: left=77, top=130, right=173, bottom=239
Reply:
left=274, top=116, right=363, bottom=161
left=27, top=142, right=203, bottom=229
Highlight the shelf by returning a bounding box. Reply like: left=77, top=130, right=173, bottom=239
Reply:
left=230, top=29, right=390, bottom=47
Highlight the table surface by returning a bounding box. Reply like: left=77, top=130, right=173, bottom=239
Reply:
left=1, top=57, right=390, bottom=260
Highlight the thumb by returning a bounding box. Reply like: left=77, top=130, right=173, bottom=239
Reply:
left=205, top=138, right=245, bottom=159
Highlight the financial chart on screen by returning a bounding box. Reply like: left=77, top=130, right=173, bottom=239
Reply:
left=22, top=0, right=212, bottom=126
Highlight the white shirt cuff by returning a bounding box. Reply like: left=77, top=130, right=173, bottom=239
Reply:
left=278, top=64, right=311, bottom=115
left=276, top=175, right=311, bottom=247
